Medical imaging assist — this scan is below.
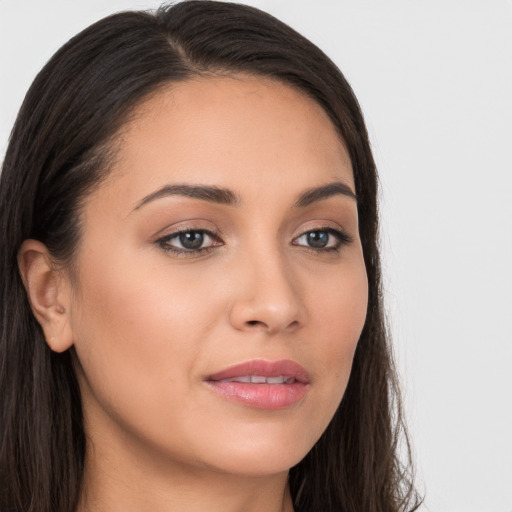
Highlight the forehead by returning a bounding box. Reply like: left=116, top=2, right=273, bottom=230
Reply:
left=100, top=75, right=354, bottom=210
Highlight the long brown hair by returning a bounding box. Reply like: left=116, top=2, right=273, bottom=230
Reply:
left=0, top=2, right=419, bottom=511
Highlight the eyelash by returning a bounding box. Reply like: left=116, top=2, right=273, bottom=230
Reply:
left=156, top=226, right=352, bottom=257
left=156, top=227, right=222, bottom=257
left=292, top=227, right=353, bottom=253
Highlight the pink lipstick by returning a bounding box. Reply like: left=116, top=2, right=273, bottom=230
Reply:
left=205, top=360, right=309, bottom=409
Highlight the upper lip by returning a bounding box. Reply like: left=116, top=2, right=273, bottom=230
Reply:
left=206, top=359, right=310, bottom=384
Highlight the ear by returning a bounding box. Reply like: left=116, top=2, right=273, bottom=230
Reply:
left=17, top=239, right=74, bottom=353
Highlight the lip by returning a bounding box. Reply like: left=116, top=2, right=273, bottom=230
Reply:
left=205, top=359, right=310, bottom=410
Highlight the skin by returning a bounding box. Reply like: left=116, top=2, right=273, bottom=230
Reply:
left=19, top=76, right=368, bottom=512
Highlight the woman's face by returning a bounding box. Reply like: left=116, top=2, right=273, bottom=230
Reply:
left=67, top=76, right=368, bottom=476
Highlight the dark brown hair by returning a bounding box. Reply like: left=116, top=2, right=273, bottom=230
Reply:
left=0, top=2, right=419, bottom=511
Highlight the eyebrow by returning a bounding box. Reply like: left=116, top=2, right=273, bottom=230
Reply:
left=133, top=184, right=240, bottom=210
left=133, top=180, right=356, bottom=211
left=294, top=182, right=357, bottom=207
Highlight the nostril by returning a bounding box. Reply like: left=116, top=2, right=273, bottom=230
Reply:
left=245, top=319, right=299, bottom=331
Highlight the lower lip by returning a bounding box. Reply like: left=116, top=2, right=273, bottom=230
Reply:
left=206, top=381, right=308, bottom=409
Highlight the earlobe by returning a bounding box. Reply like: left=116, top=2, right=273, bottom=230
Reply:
left=17, top=239, right=74, bottom=353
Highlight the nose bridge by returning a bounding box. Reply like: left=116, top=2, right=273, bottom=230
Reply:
left=229, top=238, right=302, bottom=333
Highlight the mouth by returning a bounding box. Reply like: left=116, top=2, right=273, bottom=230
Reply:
left=205, top=359, right=310, bottom=410
left=215, top=375, right=296, bottom=384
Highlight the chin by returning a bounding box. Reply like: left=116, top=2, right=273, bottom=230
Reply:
left=175, top=422, right=319, bottom=477
left=204, top=448, right=306, bottom=478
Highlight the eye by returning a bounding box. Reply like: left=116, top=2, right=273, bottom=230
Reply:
left=157, top=228, right=222, bottom=255
left=292, top=228, right=352, bottom=252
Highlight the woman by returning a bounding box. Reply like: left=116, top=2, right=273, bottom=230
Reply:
left=0, top=2, right=419, bottom=511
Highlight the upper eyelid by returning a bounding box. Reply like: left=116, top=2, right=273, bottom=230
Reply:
left=154, top=224, right=221, bottom=240
left=293, top=227, right=352, bottom=244
left=155, top=229, right=222, bottom=257
left=161, top=226, right=217, bottom=236
left=157, top=228, right=221, bottom=243
left=294, top=224, right=352, bottom=239
left=156, top=226, right=351, bottom=253
left=155, top=224, right=350, bottom=240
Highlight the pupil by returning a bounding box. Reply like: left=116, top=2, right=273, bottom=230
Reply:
left=307, top=231, right=328, bottom=248
left=179, top=231, right=204, bottom=249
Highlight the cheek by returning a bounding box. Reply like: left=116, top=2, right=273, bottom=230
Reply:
left=69, top=249, right=223, bottom=409
left=316, top=254, right=368, bottom=339
left=307, top=256, right=368, bottom=404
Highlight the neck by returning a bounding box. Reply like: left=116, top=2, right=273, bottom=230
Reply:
left=76, top=433, right=295, bottom=512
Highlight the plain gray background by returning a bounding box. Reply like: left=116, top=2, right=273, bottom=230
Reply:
left=1, top=1, right=511, bottom=511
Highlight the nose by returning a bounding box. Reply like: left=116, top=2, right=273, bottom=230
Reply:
left=228, top=247, right=303, bottom=335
